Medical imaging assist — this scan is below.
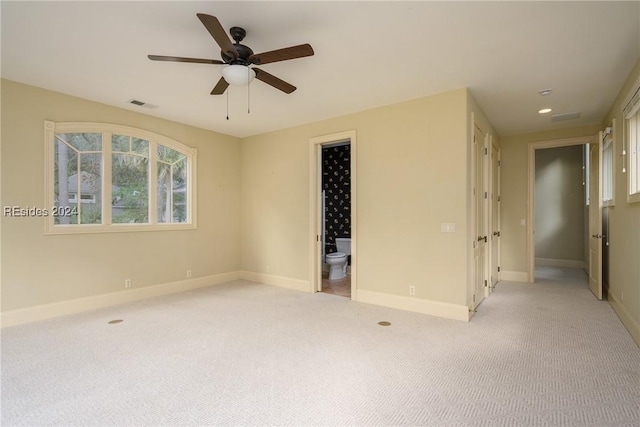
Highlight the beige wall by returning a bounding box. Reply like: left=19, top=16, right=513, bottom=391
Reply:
left=500, top=125, right=600, bottom=274
left=1, top=80, right=241, bottom=311
left=602, top=59, right=640, bottom=341
left=534, top=145, right=585, bottom=261
left=241, top=89, right=475, bottom=306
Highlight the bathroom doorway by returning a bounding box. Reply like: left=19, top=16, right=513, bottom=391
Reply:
left=308, top=130, right=357, bottom=300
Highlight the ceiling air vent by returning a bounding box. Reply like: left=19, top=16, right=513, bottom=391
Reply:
left=127, top=99, right=158, bottom=109
left=551, top=112, right=580, bottom=122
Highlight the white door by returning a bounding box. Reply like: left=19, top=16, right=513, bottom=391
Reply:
left=489, top=142, right=501, bottom=291
left=473, top=125, right=488, bottom=308
left=588, top=136, right=603, bottom=300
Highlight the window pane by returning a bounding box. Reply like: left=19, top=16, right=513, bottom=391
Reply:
left=632, top=112, right=640, bottom=194
left=78, top=153, right=102, bottom=224
left=603, top=140, right=613, bottom=201
left=173, top=157, right=188, bottom=222
left=59, top=133, right=101, bottom=151
left=157, top=162, right=171, bottom=223
left=54, top=139, right=79, bottom=224
left=112, top=134, right=130, bottom=152
left=158, top=144, right=186, bottom=164
left=132, top=138, right=149, bottom=156
left=112, top=153, right=149, bottom=223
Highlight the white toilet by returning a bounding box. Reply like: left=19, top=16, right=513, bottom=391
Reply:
left=326, top=237, right=351, bottom=280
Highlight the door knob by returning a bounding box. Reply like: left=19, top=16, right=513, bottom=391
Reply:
left=493, top=231, right=500, bottom=237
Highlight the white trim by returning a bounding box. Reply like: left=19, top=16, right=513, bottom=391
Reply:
left=308, top=130, right=357, bottom=300
left=601, top=120, right=616, bottom=206
left=535, top=257, right=586, bottom=269
left=500, top=270, right=529, bottom=282
left=357, top=289, right=470, bottom=322
left=240, top=271, right=310, bottom=293
left=527, top=136, right=597, bottom=283
left=625, top=103, right=640, bottom=203
left=1, top=271, right=241, bottom=328
left=621, top=75, right=640, bottom=118
left=608, top=291, right=640, bottom=347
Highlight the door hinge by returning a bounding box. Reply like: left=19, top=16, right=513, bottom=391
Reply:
left=498, top=160, right=501, bottom=166
left=473, top=294, right=476, bottom=302
left=498, top=266, right=501, bottom=272
left=484, top=280, right=487, bottom=287
left=497, top=195, right=501, bottom=202
left=484, top=147, right=488, bottom=155
left=484, top=191, right=488, bottom=199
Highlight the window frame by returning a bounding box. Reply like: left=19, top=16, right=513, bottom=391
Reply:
left=44, top=121, right=197, bottom=234
left=623, top=82, right=640, bottom=204
left=602, top=125, right=615, bottom=207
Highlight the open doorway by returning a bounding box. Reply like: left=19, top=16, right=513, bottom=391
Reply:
left=534, top=145, right=586, bottom=270
left=320, top=142, right=352, bottom=297
left=526, top=136, right=598, bottom=286
left=308, top=131, right=357, bottom=300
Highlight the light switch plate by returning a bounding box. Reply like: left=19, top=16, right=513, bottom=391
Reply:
left=441, top=223, right=456, bottom=232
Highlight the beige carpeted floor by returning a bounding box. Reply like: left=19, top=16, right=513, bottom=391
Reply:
left=2, top=266, right=639, bottom=426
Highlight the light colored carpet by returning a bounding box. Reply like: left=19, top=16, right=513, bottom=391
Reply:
left=2, top=266, right=639, bottom=426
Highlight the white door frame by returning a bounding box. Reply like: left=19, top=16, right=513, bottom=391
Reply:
left=489, top=137, right=501, bottom=291
left=526, top=135, right=597, bottom=282
left=308, top=130, right=357, bottom=299
left=472, top=120, right=489, bottom=309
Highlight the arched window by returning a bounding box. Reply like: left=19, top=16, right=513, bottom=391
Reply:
left=44, top=121, right=197, bottom=234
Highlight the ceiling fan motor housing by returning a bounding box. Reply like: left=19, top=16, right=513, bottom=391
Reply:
left=222, top=43, right=255, bottom=65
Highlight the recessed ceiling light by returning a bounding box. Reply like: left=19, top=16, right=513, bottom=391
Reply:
left=539, top=89, right=552, bottom=96
left=538, top=108, right=552, bottom=114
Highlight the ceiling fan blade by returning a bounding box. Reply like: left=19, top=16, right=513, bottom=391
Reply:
left=253, top=68, right=296, bottom=94
left=148, top=55, right=224, bottom=65
left=211, top=77, right=229, bottom=95
left=197, top=13, right=238, bottom=59
left=249, top=43, right=314, bottom=65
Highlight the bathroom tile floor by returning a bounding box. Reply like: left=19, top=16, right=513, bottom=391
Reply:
left=321, top=271, right=351, bottom=298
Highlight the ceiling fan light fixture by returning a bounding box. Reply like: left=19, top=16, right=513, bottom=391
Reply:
left=222, top=64, right=255, bottom=86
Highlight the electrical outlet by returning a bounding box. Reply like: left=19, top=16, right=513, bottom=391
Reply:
left=186, top=270, right=192, bottom=278
left=124, top=279, right=132, bottom=288
left=409, top=286, right=416, bottom=296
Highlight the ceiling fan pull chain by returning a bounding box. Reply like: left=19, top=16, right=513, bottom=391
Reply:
left=247, top=67, right=251, bottom=114
left=226, top=89, right=229, bottom=120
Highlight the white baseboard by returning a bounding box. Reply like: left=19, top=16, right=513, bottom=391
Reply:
left=535, top=257, right=586, bottom=269
left=500, top=270, right=529, bottom=282
left=1, top=271, right=241, bottom=328
left=608, top=291, right=640, bottom=347
left=240, top=271, right=310, bottom=293
left=356, top=289, right=470, bottom=321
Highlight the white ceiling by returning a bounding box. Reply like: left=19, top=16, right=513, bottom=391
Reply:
left=2, top=1, right=639, bottom=138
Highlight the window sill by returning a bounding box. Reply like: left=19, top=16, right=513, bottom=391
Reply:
left=628, top=192, right=640, bottom=204
left=602, top=199, right=615, bottom=208
left=44, top=222, right=196, bottom=235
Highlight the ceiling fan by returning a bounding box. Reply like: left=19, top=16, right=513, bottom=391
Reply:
left=148, top=13, right=314, bottom=95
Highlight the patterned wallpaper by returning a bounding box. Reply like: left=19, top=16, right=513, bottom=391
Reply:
left=322, top=144, right=351, bottom=254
